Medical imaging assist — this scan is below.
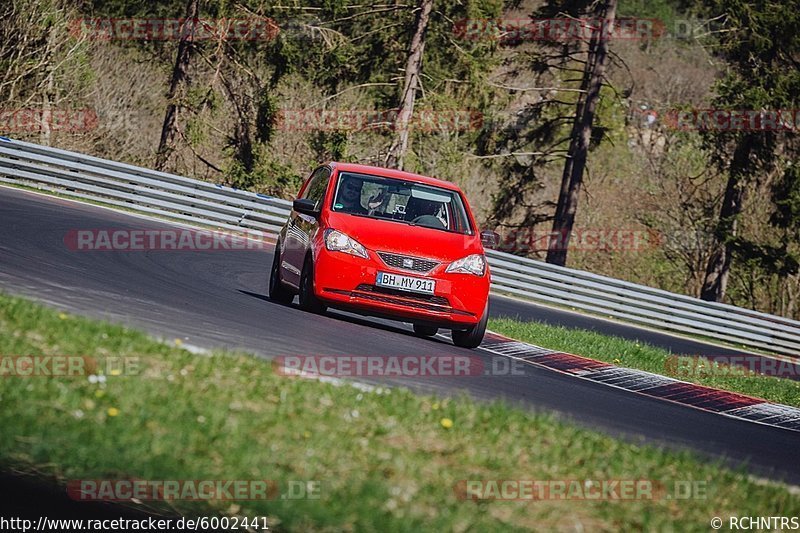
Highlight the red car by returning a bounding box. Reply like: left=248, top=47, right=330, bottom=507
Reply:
left=268, top=162, right=497, bottom=348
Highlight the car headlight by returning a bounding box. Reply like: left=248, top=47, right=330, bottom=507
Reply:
left=446, top=254, right=486, bottom=276
left=324, top=229, right=368, bottom=259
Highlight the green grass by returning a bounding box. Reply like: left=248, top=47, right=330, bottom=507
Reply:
left=489, top=318, right=800, bottom=408
left=1, top=292, right=799, bottom=531
left=491, top=288, right=785, bottom=357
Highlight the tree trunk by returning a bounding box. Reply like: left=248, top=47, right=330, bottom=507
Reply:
left=216, top=53, right=260, bottom=179
left=39, top=20, right=60, bottom=146
left=700, top=143, right=750, bottom=301
left=155, top=0, right=198, bottom=171
left=546, top=0, right=617, bottom=266
left=385, top=0, right=433, bottom=170
left=40, top=62, right=55, bottom=146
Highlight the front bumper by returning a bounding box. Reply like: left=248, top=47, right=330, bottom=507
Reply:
left=314, top=248, right=489, bottom=328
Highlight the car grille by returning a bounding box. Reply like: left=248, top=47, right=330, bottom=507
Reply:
left=355, top=284, right=449, bottom=306
left=377, top=252, right=439, bottom=273
left=324, top=285, right=473, bottom=316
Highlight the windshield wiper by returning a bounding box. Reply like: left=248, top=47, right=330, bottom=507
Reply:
left=399, top=219, right=459, bottom=234
left=342, top=211, right=463, bottom=234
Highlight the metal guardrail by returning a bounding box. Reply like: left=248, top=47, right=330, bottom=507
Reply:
left=1, top=136, right=798, bottom=356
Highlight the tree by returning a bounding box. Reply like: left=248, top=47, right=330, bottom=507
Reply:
left=483, top=0, right=622, bottom=261
left=155, top=0, right=199, bottom=171
left=698, top=0, right=800, bottom=303
left=53, top=0, right=498, bottom=189
left=0, top=0, right=91, bottom=144
left=385, top=0, right=434, bottom=170
left=283, top=0, right=498, bottom=172
left=546, top=0, right=617, bottom=266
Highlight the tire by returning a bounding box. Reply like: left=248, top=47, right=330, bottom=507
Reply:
left=268, top=244, right=294, bottom=304
left=299, top=256, right=327, bottom=314
left=452, top=302, right=488, bottom=349
left=413, top=324, right=438, bottom=337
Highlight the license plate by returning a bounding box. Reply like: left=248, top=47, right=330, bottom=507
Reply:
left=376, top=271, right=435, bottom=295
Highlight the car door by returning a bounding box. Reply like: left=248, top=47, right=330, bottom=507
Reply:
left=282, top=166, right=331, bottom=286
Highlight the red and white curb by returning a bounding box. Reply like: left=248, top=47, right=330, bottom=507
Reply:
left=478, top=332, right=800, bottom=433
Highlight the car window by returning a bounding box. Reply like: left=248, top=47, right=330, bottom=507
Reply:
left=301, top=167, right=331, bottom=210
left=331, top=172, right=472, bottom=234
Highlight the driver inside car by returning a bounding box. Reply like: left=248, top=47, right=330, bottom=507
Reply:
left=338, top=176, right=368, bottom=214
left=338, top=176, right=387, bottom=216
left=405, top=197, right=445, bottom=229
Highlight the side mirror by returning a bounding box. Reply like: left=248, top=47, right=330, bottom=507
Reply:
left=480, top=230, right=500, bottom=250
left=293, top=198, right=319, bottom=217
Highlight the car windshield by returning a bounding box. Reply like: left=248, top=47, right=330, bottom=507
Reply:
left=331, top=172, right=473, bottom=235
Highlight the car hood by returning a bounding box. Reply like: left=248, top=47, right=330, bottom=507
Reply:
left=325, top=212, right=482, bottom=262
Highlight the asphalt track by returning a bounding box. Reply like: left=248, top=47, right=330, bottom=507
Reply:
left=1, top=186, right=798, bottom=485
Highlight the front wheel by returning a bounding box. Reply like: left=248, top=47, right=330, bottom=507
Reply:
left=451, top=302, right=488, bottom=349
left=299, top=256, right=327, bottom=314
left=268, top=244, right=294, bottom=304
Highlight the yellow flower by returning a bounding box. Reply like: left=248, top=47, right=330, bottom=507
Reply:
left=107, top=407, right=119, bottom=417
left=94, top=389, right=105, bottom=398
left=110, top=368, right=122, bottom=376
left=613, top=358, right=621, bottom=365
left=303, top=431, right=311, bottom=439
left=431, top=402, right=440, bottom=410
left=440, top=418, right=453, bottom=429
left=174, top=338, right=183, bottom=346
left=58, top=313, right=68, bottom=320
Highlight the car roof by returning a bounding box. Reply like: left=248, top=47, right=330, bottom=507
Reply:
left=327, top=162, right=462, bottom=192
